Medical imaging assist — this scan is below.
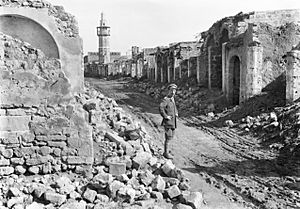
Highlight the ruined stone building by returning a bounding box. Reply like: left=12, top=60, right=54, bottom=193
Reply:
left=147, top=9, right=300, bottom=105
left=0, top=0, right=93, bottom=175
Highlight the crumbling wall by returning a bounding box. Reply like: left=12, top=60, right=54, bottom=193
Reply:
left=0, top=0, right=83, bottom=93
left=0, top=32, right=92, bottom=176
left=0, top=0, right=79, bottom=37
left=257, top=22, right=300, bottom=92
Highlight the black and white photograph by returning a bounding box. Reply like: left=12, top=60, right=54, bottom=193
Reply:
left=0, top=0, right=300, bottom=208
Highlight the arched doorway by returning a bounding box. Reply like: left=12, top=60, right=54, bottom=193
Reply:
left=229, top=56, right=241, bottom=105
left=0, top=15, right=59, bottom=58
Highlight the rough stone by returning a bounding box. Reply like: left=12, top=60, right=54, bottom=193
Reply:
left=39, top=146, right=52, bottom=156
left=0, top=166, right=14, bottom=175
left=10, top=158, right=24, bottom=165
left=44, top=191, right=66, bottom=206
left=26, top=202, right=45, bottom=209
left=182, top=191, right=203, bottom=209
left=59, top=200, right=87, bottom=209
left=96, top=194, right=109, bottom=203
left=1, top=149, right=13, bottom=158
left=109, top=180, right=125, bottom=198
left=151, top=191, right=163, bottom=201
left=132, top=151, right=152, bottom=169
left=109, top=162, right=126, bottom=176
left=167, top=185, right=181, bottom=198
left=93, top=172, right=113, bottom=185
left=55, top=176, right=75, bottom=195
left=83, top=188, right=97, bottom=203
left=139, top=170, right=155, bottom=186
left=151, top=175, right=166, bottom=191
left=28, top=166, right=39, bottom=174
left=161, top=160, right=176, bottom=176
left=0, top=158, right=10, bottom=166
left=15, top=165, right=26, bottom=174
left=47, top=141, right=67, bottom=148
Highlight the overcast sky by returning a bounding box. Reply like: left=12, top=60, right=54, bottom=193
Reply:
left=48, top=0, right=299, bottom=55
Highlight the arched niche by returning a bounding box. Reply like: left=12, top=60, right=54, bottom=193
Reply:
left=0, top=14, right=59, bottom=58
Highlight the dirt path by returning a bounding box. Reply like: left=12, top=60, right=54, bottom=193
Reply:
left=85, top=77, right=290, bottom=209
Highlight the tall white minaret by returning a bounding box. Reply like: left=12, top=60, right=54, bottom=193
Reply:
left=97, top=12, right=110, bottom=64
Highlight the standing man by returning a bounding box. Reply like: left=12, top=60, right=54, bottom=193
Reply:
left=159, top=83, right=178, bottom=159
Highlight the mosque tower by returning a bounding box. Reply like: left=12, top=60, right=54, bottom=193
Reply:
left=97, top=12, right=110, bottom=64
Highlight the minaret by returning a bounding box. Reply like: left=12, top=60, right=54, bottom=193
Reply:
left=97, top=12, right=110, bottom=64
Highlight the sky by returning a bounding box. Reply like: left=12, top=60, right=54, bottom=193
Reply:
left=48, top=0, right=299, bottom=55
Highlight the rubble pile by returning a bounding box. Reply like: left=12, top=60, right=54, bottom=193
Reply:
left=125, top=78, right=224, bottom=116
left=0, top=84, right=204, bottom=209
left=0, top=34, right=203, bottom=208
left=0, top=0, right=79, bottom=37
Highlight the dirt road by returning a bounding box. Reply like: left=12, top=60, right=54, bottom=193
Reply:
left=86, top=77, right=298, bottom=209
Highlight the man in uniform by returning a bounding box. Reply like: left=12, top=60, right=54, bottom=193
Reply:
left=159, top=83, right=178, bottom=159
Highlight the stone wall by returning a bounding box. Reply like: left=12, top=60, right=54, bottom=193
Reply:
left=0, top=0, right=83, bottom=94
left=0, top=33, right=92, bottom=176
left=0, top=0, right=79, bottom=37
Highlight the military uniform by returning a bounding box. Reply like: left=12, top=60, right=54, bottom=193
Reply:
left=159, top=84, right=178, bottom=159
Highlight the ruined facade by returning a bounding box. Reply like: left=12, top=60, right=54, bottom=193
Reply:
left=0, top=0, right=93, bottom=175
left=199, top=9, right=300, bottom=105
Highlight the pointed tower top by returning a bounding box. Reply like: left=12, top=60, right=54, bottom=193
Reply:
left=100, top=12, right=108, bottom=27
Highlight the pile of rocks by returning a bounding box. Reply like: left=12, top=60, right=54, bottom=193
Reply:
left=0, top=0, right=79, bottom=37
left=0, top=85, right=204, bottom=208
left=125, top=80, right=223, bottom=115
left=0, top=167, right=202, bottom=209
left=72, top=85, right=204, bottom=208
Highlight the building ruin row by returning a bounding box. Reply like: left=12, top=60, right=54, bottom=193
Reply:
left=85, top=9, right=300, bottom=105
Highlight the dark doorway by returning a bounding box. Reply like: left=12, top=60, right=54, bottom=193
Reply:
left=229, top=56, right=241, bottom=105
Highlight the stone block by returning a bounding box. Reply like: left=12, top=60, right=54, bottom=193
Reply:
left=11, top=158, right=25, bottom=165
left=118, top=185, right=136, bottom=203
left=56, top=176, right=75, bottom=195
left=109, top=180, right=125, bottom=198
left=151, top=175, right=166, bottom=192
left=49, top=135, right=67, bottom=141
left=59, top=200, right=87, bottom=209
left=7, top=197, right=24, bottom=208
left=26, top=202, right=46, bottom=209
left=66, top=156, right=93, bottom=165
left=0, top=116, right=31, bottom=131
left=139, top=170, right=155, bottom=186
left=44, top=191, right=66, bottom=206
left=0, top=131, right=19, bottom=144
left=20, top=132, right=35, bottom=143
left=67, top=137, right=80, bottom=148
left=182, top=191, right=203, bottom=209
left=15, top=165, right=26, bottom=174
left=150, top=191, right=163, bottom=201
left=83, top=188, right=97, bottom=203
left=26, top=155, right=51, bottom=166
left=47, top=141, right=67, bottom=148
left=167, top=185, right=181, bottom=199
left=0, top=149, right=13, bottom=158
left=9, top=187, right=23, bottom=197
left=93, top=172, right=113, bottom=185
left=132, top=151, right=152, bottom=169
left=0, top=157, right=10, bottom=166
left=28, top=166, right=39, bottom=174
left=6, top=109, right=26, bottom=116
left=161, top=160, right=175, bottom=176
left=42, top=162, right=52, bottom=174
left=109, top=162, right=126, bottom=176
left=0, top=166, right=14, bottom=175
left=39, top=146, right=52, bottom=156
left=163, top=177, right=180, bottom=187
left=96, top=194, right=109, bottom=203
left=52, top=148, right=62, bottom=157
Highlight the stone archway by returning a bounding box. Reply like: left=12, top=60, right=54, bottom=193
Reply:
left=0, top=14, right=59, bottom=58
left=229, top=55, right=241, bottom=105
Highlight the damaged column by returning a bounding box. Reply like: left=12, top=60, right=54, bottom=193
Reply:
left=286, top=44, right=300, bottom=104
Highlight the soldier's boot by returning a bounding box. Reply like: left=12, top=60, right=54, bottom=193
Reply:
left=163, top=139, right=173, bottom=159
